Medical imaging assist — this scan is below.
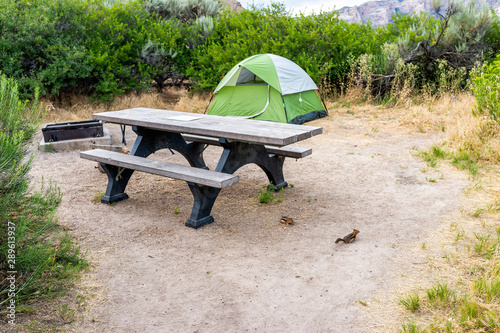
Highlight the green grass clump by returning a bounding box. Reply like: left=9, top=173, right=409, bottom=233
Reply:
left=418, top=145, right=449, bottom=168
left=0, top=74, right=87, bottom=309
left=426, top=282, right=456, bottom=306
left=451, top=150, right=479, bottom=175
left=92, top=191, right=105, bottom=204
left=399, top=292, right=421, bottom=313
left=401, top=320, right=422, bottom=333
left=399, top=228, right=500, bottom=332
left=257, top=184, right=285, bottom=204
left=418, top=144, right=479, bottom=175
left=473, top=278, right=500, bottom=302
left=258, top=186, right=275, bottom=203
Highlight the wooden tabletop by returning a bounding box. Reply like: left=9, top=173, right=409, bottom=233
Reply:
left=93, top=108, right=323, bottom=147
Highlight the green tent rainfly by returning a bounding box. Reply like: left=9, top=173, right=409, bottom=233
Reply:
left=206, top=54, right=328, bottom=124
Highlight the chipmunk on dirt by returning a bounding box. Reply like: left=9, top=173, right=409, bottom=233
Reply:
left=280, top=216, right=295, bottom=225
left=335, top=229, right=360, bottom=244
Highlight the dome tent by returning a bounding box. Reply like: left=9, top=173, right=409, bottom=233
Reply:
left=206, top=54, right=327, bottom=124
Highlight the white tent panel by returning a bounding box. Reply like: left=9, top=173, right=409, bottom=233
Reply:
left=269, top=54, right=318, bottom=95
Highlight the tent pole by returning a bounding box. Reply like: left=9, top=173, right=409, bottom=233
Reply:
left=204, top=93, right=215, bottom=114
left=318, top=91, right=329, bottom=114
left=282, top=96, right=288, bottom=123
left=244, top=85, right=270, bottom=119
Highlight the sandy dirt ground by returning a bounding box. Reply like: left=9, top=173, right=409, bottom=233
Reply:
left=23, top=110, right=468, bottom=332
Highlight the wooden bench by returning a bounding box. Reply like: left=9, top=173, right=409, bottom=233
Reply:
left=81, top=149, right=239, bottom=188
left=80, top=149, right=239, bottom=228
left=182, top=134, right=312, bottom=159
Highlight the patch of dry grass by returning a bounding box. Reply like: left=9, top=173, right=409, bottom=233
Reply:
left=174, top=92, right=211, bottom=114
left=331, top=90, right=500, bottom=168
left=42, top=87, right=210, bottom=124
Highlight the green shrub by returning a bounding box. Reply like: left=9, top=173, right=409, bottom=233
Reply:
left=83, top=0, right=187, bottom=101
left=473, top=54, right=500, bottom=123
left=397, top=1, right=497, bottom=72
left=0, top=0, right=190, bottom=101
left=0, top=0, right=91, bottom=98
left=0, top=74, right=86, bottom=306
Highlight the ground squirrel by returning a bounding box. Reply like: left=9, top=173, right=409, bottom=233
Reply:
left=335, top=229, right=360, bottom=244
left=280, top=216, right=295, bottom=225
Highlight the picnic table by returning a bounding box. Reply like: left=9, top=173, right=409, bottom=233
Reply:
left=80, top=108, right=323, bottom=228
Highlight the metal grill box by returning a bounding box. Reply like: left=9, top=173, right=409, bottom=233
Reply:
left=42, top=120, right=104, bottom=142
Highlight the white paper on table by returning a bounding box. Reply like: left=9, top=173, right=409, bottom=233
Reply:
left=163, top=115, right=202, bottom=122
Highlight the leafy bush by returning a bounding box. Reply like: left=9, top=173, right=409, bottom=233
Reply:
left=0, top=75, right=86, bottom=306
left=398, top=1, right=498, bottom=70
left=473, top=54, right=500, bottom=123
left=142, top=0, right=221, bottom=90
left=83, top=0, right=188, bottom=101
left=0, top=0, right=92, bottom=98
left=0, top=0, right=190, bottom=101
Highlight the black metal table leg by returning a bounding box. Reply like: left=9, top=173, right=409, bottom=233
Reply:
left=130, top=126, right=207, bottom=168
left=99, top=126, right=207, bottom=205
left=184, top=140, right=288, bottom=228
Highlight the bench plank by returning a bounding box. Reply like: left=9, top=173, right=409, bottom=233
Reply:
left=80, top=149, right=239, bottom=188
left=182, top=134, right=312, bottom=159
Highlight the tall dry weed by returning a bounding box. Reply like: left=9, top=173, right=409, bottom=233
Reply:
left=174, top=92, right=211, bottom=114
left=397, top=93, right=472, bottom=131
left=342, top=82, right=368, bottom=105
left=341, top=59, right=372, bottom=105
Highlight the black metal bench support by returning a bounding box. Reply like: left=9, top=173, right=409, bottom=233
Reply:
left=186, top=184, right=221, bottom=229
left=130, top=126, right=207, bottom=167
left=183, top=139, right=288, bottom=228
left=100, top=164, right=134, bottom=204
left=215, top=139, right=288, bottom=191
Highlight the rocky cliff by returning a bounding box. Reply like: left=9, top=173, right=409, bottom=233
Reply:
left=223, top=0, right=244, bottom=12
left=338, top=0, right=500, bottom=26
